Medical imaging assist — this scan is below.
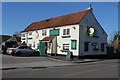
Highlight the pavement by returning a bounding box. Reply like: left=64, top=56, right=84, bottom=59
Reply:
left=1, top=54, right=102, bottom=70
left=47, top=55, right=103, bottom=63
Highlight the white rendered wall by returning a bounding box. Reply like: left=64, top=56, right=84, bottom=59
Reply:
left=55, top=25, right=80, bottom=56
left=21, top=24, right=80, bottom=56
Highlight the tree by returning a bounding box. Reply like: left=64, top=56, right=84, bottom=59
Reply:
left=14, top=31, right=21, bottom=37
left=111, top=31, right=120, bottom=52
left=112, top=31, right=120, bottom=43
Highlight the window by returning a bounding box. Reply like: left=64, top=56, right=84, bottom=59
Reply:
left=84, top=42, right=89, bottom=51
left=93, top=43, right=99, bottom=51
left=63, top=44, right=69, bottom=50
left=42, top=30, right=47, bottom=36
left=19, top=46, right=27, bottom=49
left=67, top=29, right=70, bottom=35
left=71, top=40, right=77, bottom=50
left=63, top=29, right=70, bottom=35
left=28, top=32, right=32, bottom=36
left=63, top=29, right=66, bottom=35
left=101, top=43, right=105, bottom=51
left=33, top=42, right=35, bottom=48
left=37, top=44, right=39, bottom=49
left=21, top=34, right=25, bottom=37
left=48, top=43, right=52, bottom=50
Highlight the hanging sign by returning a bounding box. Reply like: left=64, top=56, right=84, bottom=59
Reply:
left=34, top=31, right=39, bottom=39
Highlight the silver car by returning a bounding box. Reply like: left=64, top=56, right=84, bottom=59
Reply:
left=12, top=45, right=40, bottom=56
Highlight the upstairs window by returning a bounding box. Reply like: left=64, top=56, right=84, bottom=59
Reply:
left=63, top=29, right=66, bottom=35
left=21, top=34, right=25, bottom=37
left=63, top=29, right=70, bottom=35
left=42, top=30, right=47, bottom=36
left=28, top=32, right=32, bottom=36
left=67, top=29, right=70, bottom=35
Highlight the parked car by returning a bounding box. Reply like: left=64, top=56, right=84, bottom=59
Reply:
left=1, top=41, right=18, bottom=55
left=6, top=47, right=16, bottom=55
left=6, top=42, right=18, bottom=55
left=12, top=45, right=40, bottom=56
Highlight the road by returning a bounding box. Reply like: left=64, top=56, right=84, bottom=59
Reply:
left=1, top=54, right=119, bottom=78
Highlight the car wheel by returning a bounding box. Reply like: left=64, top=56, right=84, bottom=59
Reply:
left=12, top=52, right=15, bottom=56
left=20, top=52, right=28, bottom=57
left=35, top=51, right=40, bottom=56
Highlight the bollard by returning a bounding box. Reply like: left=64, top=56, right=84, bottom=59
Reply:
left=65, top=51, right=73, bottom=60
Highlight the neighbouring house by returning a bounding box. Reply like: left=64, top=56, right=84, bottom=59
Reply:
left=0, top=35, right=12, bottom=53
left=0, top=35, right=21, bottom=44
left=0, top=35, right=12, bottom=43
left=21, top=5, right=108, bottom=57
left=6, top=35, right=21, bottom=46
left=0, top=35, right=21, bottom=54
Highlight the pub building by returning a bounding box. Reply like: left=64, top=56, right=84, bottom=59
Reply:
left=21, top=5, right=107, bottom=57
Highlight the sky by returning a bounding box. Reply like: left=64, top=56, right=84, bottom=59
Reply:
left=2, top=2, right=118, bottom=42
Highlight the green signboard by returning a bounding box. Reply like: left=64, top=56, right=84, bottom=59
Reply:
left=49, top=29, right=59, bottom=36
left=71, top=40, right=77, bottom=50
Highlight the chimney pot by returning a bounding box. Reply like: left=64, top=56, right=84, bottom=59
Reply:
left=87, top=5, right=92, bottom=10
left=87, top=5, right=93, bottom=12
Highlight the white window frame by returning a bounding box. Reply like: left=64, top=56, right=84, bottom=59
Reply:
left=28, top=31, right=32, bottom=36
left=63, top=29, right=70, bottom=36
left=63, top=44, right=69, bottom=50
left=21, top=33, right=25, bottom=37
left=42, top=29, right=47, bottom=36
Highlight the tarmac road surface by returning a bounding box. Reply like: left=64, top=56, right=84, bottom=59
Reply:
left=1, top=54, right=119, bottom=78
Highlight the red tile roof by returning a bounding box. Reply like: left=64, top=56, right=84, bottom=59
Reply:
left=41, top=36, right=55, bottom=41
left=0, top=35, right=12, bottom=42
left=22, top=9, right=90, bottom=32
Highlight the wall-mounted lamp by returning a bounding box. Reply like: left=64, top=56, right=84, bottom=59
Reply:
left=72, top=27, right=76, bottom=29
left=53, top=28, right=55, bottom=30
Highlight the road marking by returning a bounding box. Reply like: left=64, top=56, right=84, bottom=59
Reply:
left=64, top=69, right=97, bottom=77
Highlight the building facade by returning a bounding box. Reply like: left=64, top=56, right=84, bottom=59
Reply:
left=21, top=6, right=108, bottom=56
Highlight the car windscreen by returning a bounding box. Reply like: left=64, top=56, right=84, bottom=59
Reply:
left=6, top=42, right=18, bottom=48
left=18, top=46, right=32, bottom=49
left=19, top=46, right=27, bottom=49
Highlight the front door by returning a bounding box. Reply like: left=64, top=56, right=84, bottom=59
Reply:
left=39, top=41, right=45, bottom=55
